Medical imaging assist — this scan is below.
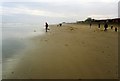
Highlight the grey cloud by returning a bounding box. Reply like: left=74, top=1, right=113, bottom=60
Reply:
left=2, top=1, right=118, bottom=24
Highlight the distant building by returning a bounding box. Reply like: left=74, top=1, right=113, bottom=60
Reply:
left=94, top=19, right=106, bottom=23
left=111, top=18, right=120, bottom=23
left=77, top=17, right=120, bottom=24
left=92, top=18, right=120, bottom=23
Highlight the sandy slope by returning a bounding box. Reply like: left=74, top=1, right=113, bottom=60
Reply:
left=3, top=23, right=118, bottom=79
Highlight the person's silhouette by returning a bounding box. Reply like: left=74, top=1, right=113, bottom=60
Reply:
left=115, top=27, right=117, bottom=32
left=104, top=23, right=108, bottom=31
left=98, top=23, right=100, bottom=28
left=45, top=22, right=48, bottom=32
left=111, top=26, right=113, bottom=29
left=90, top=23, right=92, bottom=28
left=59, top=24, right=62, bottom=26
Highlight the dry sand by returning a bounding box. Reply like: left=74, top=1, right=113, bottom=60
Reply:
left=3, top=23, right=118, bottom=79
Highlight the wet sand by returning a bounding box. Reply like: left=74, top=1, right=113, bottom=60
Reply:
left=3, top=23, right=118, bottom=79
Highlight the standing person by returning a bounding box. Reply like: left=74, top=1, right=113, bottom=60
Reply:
left=45, top=22, right=48, bottom=32
left=115, top=27, right=117, bottom=32
left=111, top=26, right=113, bottom=29
left=98, top=23, right=100, bottom=29
left=59, top=23, right=62, bottom=27
left=104, top=23, right=108, bottom=31
left=90, top=23, right=92, bottom=28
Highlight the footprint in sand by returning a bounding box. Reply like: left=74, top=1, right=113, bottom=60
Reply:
left=107, top=70, right=111, bottom=73
left=44, top=39, right=48, bottom=42
left=70, top=28, right=74, bottom=31
left=11, top=72, right=14, bottom=74
left=65, top=44, right=68, bottom=46
left=116, top=71, right=118, bottom=75
left=82, top=41, right=85, bottom=44
left=102, top=51, right=104, bottom=53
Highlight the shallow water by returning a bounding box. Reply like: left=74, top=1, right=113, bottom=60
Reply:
left=2, top=22, right=45, bottom=64
left=2, top=23, right=45, bottom=39
left=0, top=24, right=2, bottom=80
left=1, top=23, right=46, bottom=79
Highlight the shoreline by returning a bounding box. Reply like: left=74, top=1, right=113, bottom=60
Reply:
left=3, top=23, right=118, bottom=79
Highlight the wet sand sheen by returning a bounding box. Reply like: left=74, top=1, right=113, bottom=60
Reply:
left=3, top=24, right=118, bottom=79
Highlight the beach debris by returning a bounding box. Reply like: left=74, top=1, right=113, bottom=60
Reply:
left=70, top=27, right=74, bottom=31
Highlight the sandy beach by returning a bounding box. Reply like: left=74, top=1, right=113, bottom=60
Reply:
left=2, top=23, right=118, bottom=79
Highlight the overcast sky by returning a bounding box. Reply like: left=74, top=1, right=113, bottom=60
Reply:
left=0, top=0, right=119, bottom=24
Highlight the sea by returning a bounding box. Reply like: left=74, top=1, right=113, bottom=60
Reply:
left=1, top=22, right=46, bottom=79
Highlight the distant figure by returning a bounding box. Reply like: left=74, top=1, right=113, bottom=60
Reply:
left=45, top=22, right=49, bottom=32
left=98, top=23, right=100, bottom=28
left=115, top=27, right=117, bottom=32
left=111, top=26, right=113, bottom=29
left=104, top=23, right=108, bottom=31
left=59, top=23, right=62, bottom=27
left=90, top=23, right=92, bottom=28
